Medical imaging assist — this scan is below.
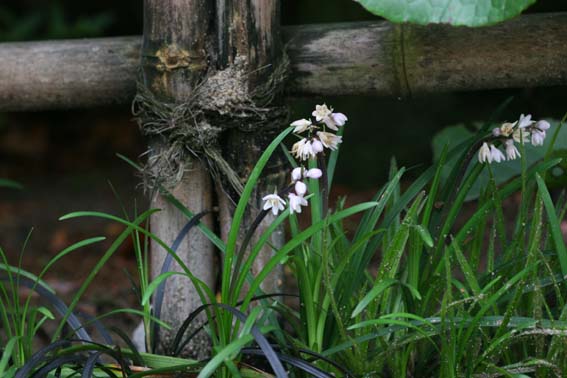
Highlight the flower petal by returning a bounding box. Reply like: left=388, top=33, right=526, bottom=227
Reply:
left=518, top=113, right=533, bottom=128
left=291, top=118, right=312, bottom=133
left=535, top=120, right=550, bottom=131
left=295, top=180, right=307, bottom=196
left=305, top=168, right=322, bottom=179
left=312, top=139, right=324, bottom=153
left=331, top=112, right=347, bottom=126
left=291, top=167, right=302, bottom=181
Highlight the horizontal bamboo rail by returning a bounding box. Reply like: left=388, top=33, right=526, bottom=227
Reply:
left=0, top=13, right=566, bottom=111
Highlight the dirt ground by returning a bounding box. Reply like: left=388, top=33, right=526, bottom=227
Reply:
left=0, top=109, right=147, bottom=346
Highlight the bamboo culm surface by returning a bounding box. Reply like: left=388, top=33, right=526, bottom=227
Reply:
left=0, top=13, right=566, bottom=111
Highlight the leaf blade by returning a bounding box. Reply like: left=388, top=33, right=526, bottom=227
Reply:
left=355, top=0, right=535, bottom=26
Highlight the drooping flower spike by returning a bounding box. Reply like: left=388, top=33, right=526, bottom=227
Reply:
left=479, top=114, right=550, bottom=164
left=267, top=103, right=346, bottom=216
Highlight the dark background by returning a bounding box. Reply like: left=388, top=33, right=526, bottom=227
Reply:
left=0, top=0, right=565, bottom=328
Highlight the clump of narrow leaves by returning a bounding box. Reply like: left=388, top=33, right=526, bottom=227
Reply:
left=2, top=104, right=566, bottom=378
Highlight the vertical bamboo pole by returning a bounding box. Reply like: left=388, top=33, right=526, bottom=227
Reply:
left=141, top=0, right=215, bottom=357
left=216, top=0, right=286, bottom=295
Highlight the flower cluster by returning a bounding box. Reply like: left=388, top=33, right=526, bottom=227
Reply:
left=263, top=104, right=347, bottom=216
left=262, top=166, right=323, bottom=215
left=478, top=114, right=551, bottom=164
left=290, top=104, right=346, bottom=161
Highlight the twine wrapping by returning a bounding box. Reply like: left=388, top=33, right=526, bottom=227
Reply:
left=132, top=54, right=289, bottom=194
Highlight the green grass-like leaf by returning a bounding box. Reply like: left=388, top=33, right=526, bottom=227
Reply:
left=536, top=173, right=567, bottom=277
left=0, top=179, right=23, bottom=190
left=222, top=127, right=292, bottom=305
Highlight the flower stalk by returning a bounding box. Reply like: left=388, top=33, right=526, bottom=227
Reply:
left=263, top=104, right=347, bottom=218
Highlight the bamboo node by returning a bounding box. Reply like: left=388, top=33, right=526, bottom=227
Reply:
left=154, top=44, right=205, bottom=72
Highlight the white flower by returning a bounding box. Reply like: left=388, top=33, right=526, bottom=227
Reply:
left=492, top=127, right=501, bottom=137
left=291, top=138, right=317, bottom=161
left=490, top=144, right=505, bottom=163
left=518, top=114, right=533, bottom=128
left=291, top=167, right=302, bottom=181
left=535, top=120, right=550, bottom=131
left=288, top=193, right=308, bottom=214
left=323, top=112, right=348, bottom=130
left=478, top=142, right=491, bottom=163
left=312, top=139, right=324, bottom=153
left=513, top=128, right=530, bottom=144
left=295, top=180, right=307, bottom=196
left=291, top=139, right=304, bottom=159
left=312, top=104, right=348, bottom=131
left=499, top=122, right=516, bottom=137
left=505, top=139, right=520, bottom=160
left=312, top=104, right=332, bottom=122
left=291, top=118, right=312, bottom=134
left=317, top=131, right=342, bottom=150
left=331, top=112, right=348, bottom=126
left=305, top=168, right=322, bottom=179
left=292, top=167, right=323, bottom=181
left=531, top=129, right=546, bottom=146
left=262, top=189, right=285, bottom=215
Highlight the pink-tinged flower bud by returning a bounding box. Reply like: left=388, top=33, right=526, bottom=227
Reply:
left=535, top=120, right=550, bottom=131
left=305, top=168, right=322, bottom=179
left=295, top=180, right=307, bottom=196
left=331, top=112, right=348, bottom=126
left=291, top=167, right=302, bottom=181
left=312, top=139, right=324, bottom=153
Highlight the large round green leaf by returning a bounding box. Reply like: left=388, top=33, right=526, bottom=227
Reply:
left=355, top=0, right=536, bottom=27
